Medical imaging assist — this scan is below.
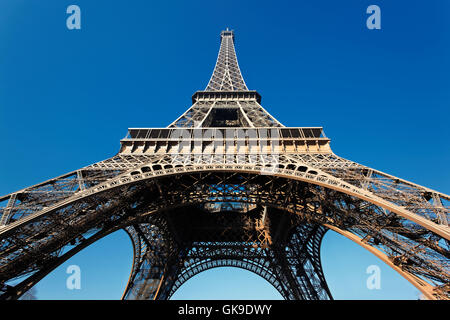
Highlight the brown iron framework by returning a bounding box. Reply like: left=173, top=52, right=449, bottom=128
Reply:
left=0, top=29, right=449, bottom=300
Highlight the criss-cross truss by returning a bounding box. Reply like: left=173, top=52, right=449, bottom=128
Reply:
left=0, top=30, right=449, bottom=301
left=206, top=29, right=248, bottom=92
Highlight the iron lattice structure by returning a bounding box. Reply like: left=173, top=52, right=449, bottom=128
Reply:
left=0, top=29, right=449, bottom=300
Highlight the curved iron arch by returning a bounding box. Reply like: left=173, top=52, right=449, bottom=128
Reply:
left=167, top=259, right=286, bottom=299
left=0, top=170, right=448, bottom=299
left=1, top=165, right=447, bottom=240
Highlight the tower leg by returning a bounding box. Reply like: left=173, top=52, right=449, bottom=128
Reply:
left=271, top=224, right=332, bottom=300
left=123, top=223, right=180, bottom=300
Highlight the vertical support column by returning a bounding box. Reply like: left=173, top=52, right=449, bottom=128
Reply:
left=0, top=194, right=17, bottom=226
left=277, top=224, right=333, bottom=300
left=122, top=223, right=180, bottom=300
left=269, top=247, right=307, bottom=299
left=432, top=193, right=448, bottom=226
left=77, top=170, right=85, bottom=192
left=361, top=169, right=373, bottom=190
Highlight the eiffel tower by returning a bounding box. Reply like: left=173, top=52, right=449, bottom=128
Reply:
left=0, top=29, right=449, bottom=300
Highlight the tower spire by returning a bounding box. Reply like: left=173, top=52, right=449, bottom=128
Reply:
left=205, top=29, right=248, bottom=91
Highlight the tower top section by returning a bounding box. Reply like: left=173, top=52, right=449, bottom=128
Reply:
left=166, top=29, right=285, bottom=128
left=205, top=29, right=248, bottom=91
left=121, top=29, right=329, bottom=152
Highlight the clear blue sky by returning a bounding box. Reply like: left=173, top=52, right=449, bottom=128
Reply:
left=0, top=0, right=448, bottom=300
